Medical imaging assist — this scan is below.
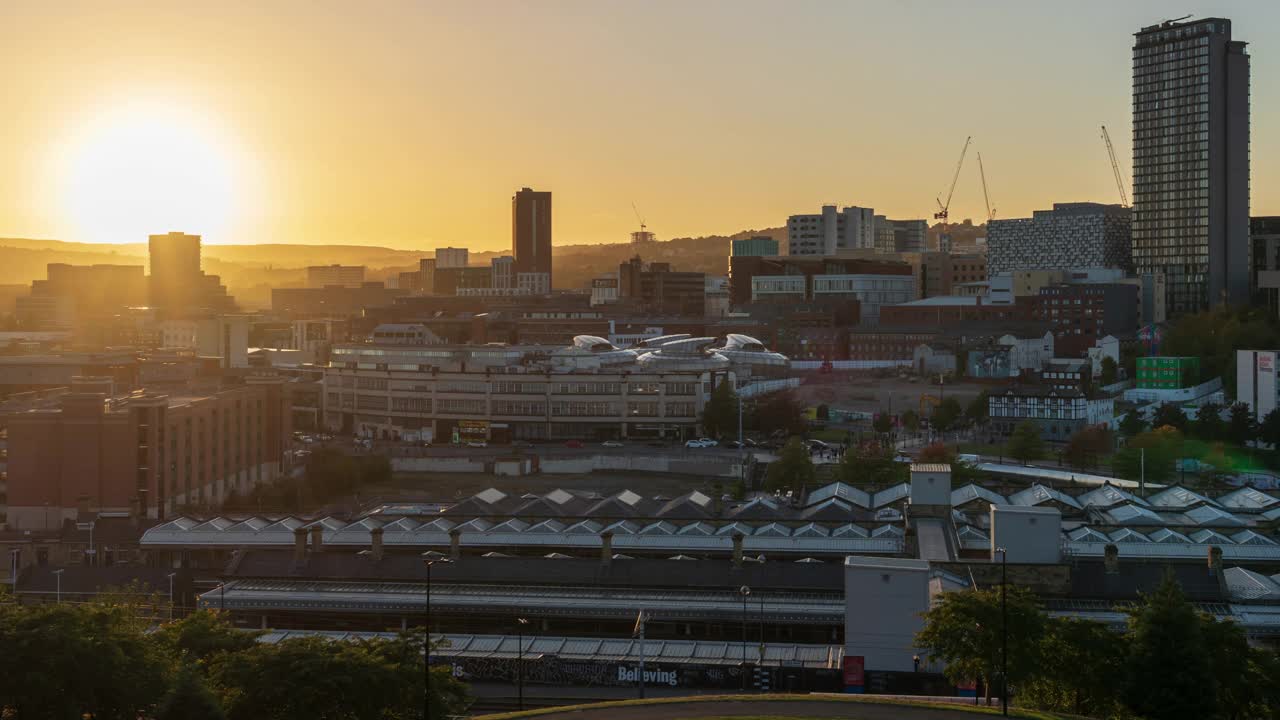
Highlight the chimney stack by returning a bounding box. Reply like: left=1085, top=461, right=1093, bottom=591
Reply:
left=370, top=526, right=384, bottom=563
left=449, top=529, right=461, bottom=561
left=1104, top=543, right=1119, bottom=574
left=600, top=531, right=613, bottom=566
left=294, top=527, right=308, bottom=563
left=309, top=525, right=323, bottom=553
left=1208, top=545, right=1223, bottom=576
left=732, top=532, right=744, bottom=568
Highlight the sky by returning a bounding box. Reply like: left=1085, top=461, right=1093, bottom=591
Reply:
left=1, top=0, right=1277, bottom=252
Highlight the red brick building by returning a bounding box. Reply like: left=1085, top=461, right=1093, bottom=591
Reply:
left=4, top=376, right=291, bottom=530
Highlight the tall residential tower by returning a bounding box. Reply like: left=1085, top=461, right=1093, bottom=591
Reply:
left=1132, top=17, right=1250, bottom=314
left=512, top=187, right=552, bottom=290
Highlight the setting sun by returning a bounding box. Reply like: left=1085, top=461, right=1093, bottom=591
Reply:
left=57, top=104, right=243, bottom=244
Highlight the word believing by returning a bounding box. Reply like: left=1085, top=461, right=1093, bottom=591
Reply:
left=617, top=666, right=678, bottom=686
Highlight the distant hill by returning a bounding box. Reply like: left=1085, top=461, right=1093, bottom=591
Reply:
left=0, top=226, right=788, bottom=303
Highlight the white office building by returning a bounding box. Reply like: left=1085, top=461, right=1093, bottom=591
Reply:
left=788, top=205, right=876, bottom=255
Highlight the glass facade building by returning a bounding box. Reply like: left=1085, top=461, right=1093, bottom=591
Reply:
left=1132, top=18, right=1249, bottom=314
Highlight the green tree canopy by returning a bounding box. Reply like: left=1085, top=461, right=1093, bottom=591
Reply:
left=701, top=380, right=738, bottom=439
left=153, top=610, right=261, bottom=666
left=916, top=586, right=1046, bottom=706
left=1007, top=421, right=1045, bottom=465
left=901, top=409, right=921, bottom=434
left=1098, top=355, right=1118, bottom=386
left=1113, top=427, right=1183, bottom=485
left=765, top=438, right=815, bottom=494
left=1193, top=401, right=1224, bottom=442
left=932, top=397, right=963, bottom=433
left=1152, top=402, right=1190, bottom=433
left=750, top=391, right=806, bottom=436
left=158, top=664, right=225, bottom=720
left=964, top=391, right=989, bottom=427
left=1063, top=426, right=1112, bottom=471
left=872, top=412, right=893, bottom=436
left=1020, top=617, right=1126, bottom=718
left=1118, top=410, right=1147, bottom=438
left=1261, top=407, right=1280, bottom=448
left=837, top=444, right=906, bottom=487
left=1124, top=572, right=1217, bottom=720
left=1226, top=401, right=1256, bottom=447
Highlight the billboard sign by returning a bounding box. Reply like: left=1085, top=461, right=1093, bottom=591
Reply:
left=842, top=655, right=865, bottom=693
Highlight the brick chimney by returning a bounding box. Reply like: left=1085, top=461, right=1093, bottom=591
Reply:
left=1104, top=543, right=1119, bottom=574
left=309, top=525, right=323, bottom=553
left=449, top=529, right=461, bottom=561
left=1208, top=545, right=1223, bottom=576
left=370, top=526, right=384, bottom=563
left=294, top=527, right=308, bottom=563
left=600, top=531, right=613, bottom=566
left=732, top=532, right=744, bottom=568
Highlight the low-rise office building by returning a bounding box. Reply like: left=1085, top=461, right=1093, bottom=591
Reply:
left=988, top=386, right=1114, bottom=441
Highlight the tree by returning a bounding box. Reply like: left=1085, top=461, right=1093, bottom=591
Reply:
left=1020, top=617, right=1126, bottom=718
left=751, top=391, right=805, bottom=436
left=701, top=380, right=738, bottom=439
left=815, top=403, right=830, bottom=421
left=1152, top=402, right=1189, bottom=433
left=153, top=610, right=261, bottom=666
left=932, top=397, right=963, bottom=433
left=1007, top=421, right=1045, bottom=465
left=0, top=602, right=168, bottom=719
left=1098, top=355, right=1119, bottom=386
left=1119, top=410, right=1147, bottom=438
left=1260, top=408, right=1280, bottom=449
left=872, top=412, right=893, bottom=436
left=901, top=409, right=921, bottom=434
left=1193, top=401, right=1224, bottom=441
left=837, top=444, right=906, bottom=487
left=1226, top=402, right=1256, bottom=447
left=158, top=664, right=225, bottom=720
left=916, top=586, right=1046, bottom=706
left=1114, top=427, right=1183, bottom=485
left=965, top=391, right=989, bottom=428
left=1062, top=426, right=1113, bottom=471
left=765, top=438, right=815, bottom=494
left=917, top=442, right=952, bottom=464
left=1124, top=572, right=1217, bottom=720
left=209, top=635, right=467, bottom=720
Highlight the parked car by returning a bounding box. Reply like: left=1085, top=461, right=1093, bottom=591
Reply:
left=601, top=440, right=624, bottom=448
left=563, top=440, right=584, bottom=449
left=698, top=438, right=718, bottom=447
left=685, top=439, right=714, bottom=448
left=513, top=441, right=535, bottom=449
left=466, top=440, right=488, bottom=448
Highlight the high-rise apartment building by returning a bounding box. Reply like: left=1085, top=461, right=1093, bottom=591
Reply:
left=513, top=187, right=552, bottom=288
left=787, top=205, right=875, bottom=255
left=435, top=248, right=469, bottom=269
left=148, top=232, right=235, bottom=316
left=1132, top=17, right=1250, bottom=313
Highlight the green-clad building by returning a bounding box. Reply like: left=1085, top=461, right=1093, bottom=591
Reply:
left=1136, top=356, right=1200, bottom=389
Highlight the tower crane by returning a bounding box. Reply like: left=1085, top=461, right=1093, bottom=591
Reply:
left=632, top=202, right=647, bottom=233
left=977, top=152, right=995, bottom=222
left=1100, top=125, right=1130, bottom=208
left=934, top=136, right=972, bottom=223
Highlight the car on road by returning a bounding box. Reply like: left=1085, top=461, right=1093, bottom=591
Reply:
left=465, top=440, right=488, bottom=448
left=513, top=441, right=535, bottom=449
left=563, top=440, right=584, bottom=449
left=685, top=439, right=716, bottom=448
left=601, top=441, right=624, bottom=448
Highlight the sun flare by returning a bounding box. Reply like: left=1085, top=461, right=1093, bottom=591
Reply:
left=58, top=104, right=242, bottom=244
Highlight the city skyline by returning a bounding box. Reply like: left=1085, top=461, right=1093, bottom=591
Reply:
left=1, top=0, right=1277, bottom=252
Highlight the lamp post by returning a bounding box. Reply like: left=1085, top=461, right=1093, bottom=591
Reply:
left=995, top=546, right=1008, bottom=717
left=913, top=654, right=921, bottom=673
left=739, top=585, right=751, bottom=692
left=167, top=572, right=177, bottom=621
left=52, top=568, right=63, bottom=604
left=516, top=617, right=529, bottom=711
left=423, top=556, right=452, bottom=720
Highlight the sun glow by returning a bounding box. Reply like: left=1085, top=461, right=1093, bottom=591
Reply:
left=58, top=104, right=243, bottom=244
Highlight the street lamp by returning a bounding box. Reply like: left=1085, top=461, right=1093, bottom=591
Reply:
left=739, top=585, right=751, bottom=692
left=995, top=546, right=1009, bottom=717
left=516, top=617, right=530, bottom=711
left=52, top=568, right=63, bottom=604
left=167, top=572, right=177, bottom=621
left=423, top=556, right=452, bottom=720
left=913, top=654, right=921, bottom=673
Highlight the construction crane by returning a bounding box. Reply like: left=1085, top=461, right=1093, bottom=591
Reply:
left=977, top=152, right=995, bottom=222
left=934, top=136, right=972, bottom=222
left=1100, top=125, right=1130, bottom=208
left=632, top=202, right=647, bottom=233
